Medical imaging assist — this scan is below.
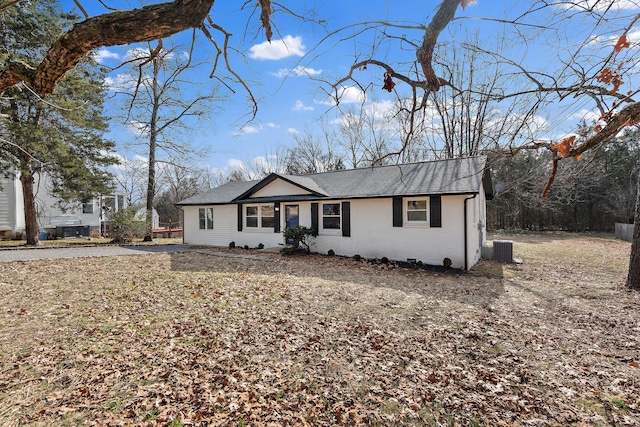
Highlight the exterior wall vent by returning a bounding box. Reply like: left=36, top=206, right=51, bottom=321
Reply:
left=493, top=240, right=513, bottom=262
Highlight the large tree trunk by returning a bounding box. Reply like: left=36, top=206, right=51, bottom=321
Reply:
left=143, top=53, right=161, bottom=242
left=626, top=172, right=640, bottom=289
left=19, top=169, right=40, bottom=246
left=143, top=139, right=156, bottom=242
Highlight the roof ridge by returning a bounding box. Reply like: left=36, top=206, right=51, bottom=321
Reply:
left=298, top=155, right=486, bottom=178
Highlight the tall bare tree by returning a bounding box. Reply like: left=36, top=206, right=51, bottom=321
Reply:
left=113, top=39, right=217, bottom=240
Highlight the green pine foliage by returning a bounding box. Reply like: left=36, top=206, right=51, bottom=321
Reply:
left=0, top=1, right=117, bottom=242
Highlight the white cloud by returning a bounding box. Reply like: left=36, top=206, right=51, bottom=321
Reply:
left=126, top=121, right=149, bottom=137
left=530, top=115, right=549, bottom=130
left=234, top=124, right=263, bottom=136
left=556, top=0, right=640, bottom=10
left=93, top=48, right=119, bottom=64
left=227, top=158, right=246, bottom=169
left=321, top=86, right=366, bottom=105
left=363, top=100, right=395, bottom=119
left=250, top=155, right=271, bottom=170
left=566, top=108, right=601, bottom=123
left=287, top=128, right=299, bottom=135
left=125, top=48, right=151, bottom=61
left=249, top=35, right=306, bottom=60
left=240, top=125, right=261, bottom=134
left=272, top=65, right=323, bottom=78
left=109, top=153, right=146, bottom=172
left=233, top=122, right=280, bottom=135
left=104, top=73, right=141, bottom=92
left=626, top=29, right=640, bottom=43
left=293, top=100, right=314, bottom=111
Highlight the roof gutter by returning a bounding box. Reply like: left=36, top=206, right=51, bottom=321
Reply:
left=464, top=193, right=477, bottom=271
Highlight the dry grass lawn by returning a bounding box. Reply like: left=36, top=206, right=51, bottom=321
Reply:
left=0, top=233, right=638, bottom=426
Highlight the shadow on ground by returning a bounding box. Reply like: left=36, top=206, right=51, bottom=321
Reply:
left=168, top=249, right=505, bottom=310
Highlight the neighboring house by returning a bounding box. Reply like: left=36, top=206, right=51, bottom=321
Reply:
left=176, top=156, right=494, bottom=270
left=0, top=175, right=25, bottom=239
left=0, top=172, right=125, bottom=239
left=135, top=208, right=160, bottom=230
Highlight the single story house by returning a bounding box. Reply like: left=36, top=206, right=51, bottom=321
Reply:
left=176, top=156, right=493, bottom=270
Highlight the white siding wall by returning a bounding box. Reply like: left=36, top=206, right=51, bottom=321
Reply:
left=0, top=175, right=24, bottom=234
left=309, top=197, right=468, bottom=268
left=183, top=195, right=486, bottom=269
left=184, top=192, right=486, bottom=268
left=35, top=174, right=101, bottom=228
left=464, top=193, right=486, bottom=270
left=183, top=204, right=284, bottom=248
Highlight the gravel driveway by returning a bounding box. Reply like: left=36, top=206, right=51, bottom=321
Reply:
left=0, top=244, right=191, bottom=262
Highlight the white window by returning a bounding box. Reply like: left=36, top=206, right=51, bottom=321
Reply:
left=406, top=199, right=428, bottom=224
left=322, top=203, right=341, bottom=230
left=82, top=203, right=94, bottom=214
left=246, top=206, right=259, bottom=228
left=246, top=204, right=274, bottom=230
left=199, top=208, right=213, bottom=229
left=261, top=205, right=274, bottom=228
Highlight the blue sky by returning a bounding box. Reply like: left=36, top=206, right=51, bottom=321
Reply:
left=59, top=1, right=640, bottom=175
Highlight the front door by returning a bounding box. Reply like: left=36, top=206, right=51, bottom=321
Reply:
left=285, top=205, right=299, bottom=228
left=284, top=205, right=299, bottom=243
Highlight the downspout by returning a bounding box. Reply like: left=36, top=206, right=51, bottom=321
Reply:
left=463, top=193, right=477, bottom=271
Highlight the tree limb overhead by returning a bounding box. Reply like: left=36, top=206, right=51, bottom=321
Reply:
left=416, top=0, right=461, bottom=90
left=0, top=0, right=216, bottom=96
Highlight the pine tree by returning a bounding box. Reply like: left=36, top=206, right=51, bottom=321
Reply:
left=0, top=0, right=117, bottom=245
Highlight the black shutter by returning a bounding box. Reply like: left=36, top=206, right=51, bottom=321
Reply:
left=311, top=203, right=318, bottom=235
left=237, top=204, right=243, bottom=231
left=430, top=195, right=442, bottom=227
left=341, top=201, right=351, bottom=237
left=392, top=197, right=403, bottom=227
left=274, top=202, right=281, bottom=233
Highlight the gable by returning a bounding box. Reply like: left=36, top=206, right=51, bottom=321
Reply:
left=250, top=178, right=313, bottom=198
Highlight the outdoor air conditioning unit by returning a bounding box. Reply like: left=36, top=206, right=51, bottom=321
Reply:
left=493, top=240, right=513, bottom=262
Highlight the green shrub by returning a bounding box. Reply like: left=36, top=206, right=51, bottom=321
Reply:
left=353, top=254, right=362, bottom=262
left=380, top=256, right=389, bottom=264
left=327, top=249, right=335, bottom=257
left=443, top=257, right=452, bottom=268
left=282, top=225, right=316, bottom=253
left=229, top=241, right=236, bottom=249
left=109, top=206, right=146, bottom=244
left=257, top=243, right=264, bottom=249
left=244, top=245, right=249, bottom=250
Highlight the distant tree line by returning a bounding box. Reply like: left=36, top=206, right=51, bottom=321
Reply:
left=130, top=127, right=638, bottom=234
left=487, top=131, right=639, bottom=232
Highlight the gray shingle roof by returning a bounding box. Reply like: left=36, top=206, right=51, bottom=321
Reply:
left=176, top=156, right=490, bottom=205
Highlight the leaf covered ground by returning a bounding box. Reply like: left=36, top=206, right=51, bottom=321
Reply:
left=0, top=233, right=638, bottom=426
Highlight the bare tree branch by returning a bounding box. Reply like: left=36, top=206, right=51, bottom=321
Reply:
left=72, top=0, right=89, bottom=19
